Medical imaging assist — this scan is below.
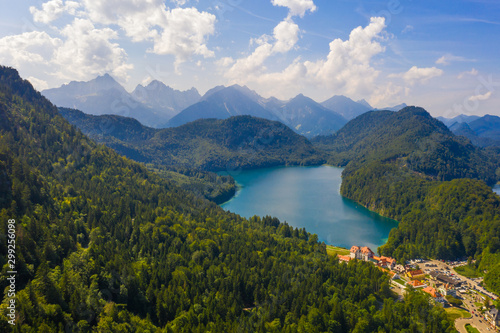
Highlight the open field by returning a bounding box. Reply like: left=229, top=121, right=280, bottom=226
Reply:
left=393, top=278, right=406, bottom=286
left=326, top=245, right=350, bottom=257
left=444, top=307, right=470, bottom=321
left=454, top=265, right=483, bottom=279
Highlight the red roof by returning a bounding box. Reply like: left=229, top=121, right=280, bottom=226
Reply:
left=408, top=269, right=424, bottom=277
left=350, top=246, right=360, bottom=253
left=422, top=286, right=439, bottom=298
left=360, top=246, right=374, bottom=254
left=409, top=280, right=424, bottom=287
left=338, top=255, right=351, bottom=262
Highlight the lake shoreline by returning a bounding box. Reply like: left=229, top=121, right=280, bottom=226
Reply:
left=219, top=165, right=399, bottom=251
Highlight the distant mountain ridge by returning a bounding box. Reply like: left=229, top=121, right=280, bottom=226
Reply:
left=321, top=95, right=371, bottom=120
left=42, top=74, right=200, bottom=128
left=439, top=114, right=500, bottom=147
left=169, top=85, right=348, bottom=137
left=131, top=80, right=200, bottom=120
left=167, top=85, right=279, bottom=128
left=43, top=74, right=409, bottom=137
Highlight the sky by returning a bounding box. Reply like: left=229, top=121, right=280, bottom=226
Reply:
left=0, top=0, right=499, bottom=117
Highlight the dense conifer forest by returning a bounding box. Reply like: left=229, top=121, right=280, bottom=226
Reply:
left=315, top=108, right=500, bottom=295
left=0, top=67, right=457, bottom=331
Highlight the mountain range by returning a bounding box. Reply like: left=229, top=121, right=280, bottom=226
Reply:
left=438, top=114, right=500, bottom=147
left=42, top=74, right=200, bottom=128
left=42, top=74, right=407, bottom=138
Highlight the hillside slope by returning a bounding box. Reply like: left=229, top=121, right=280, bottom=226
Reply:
left=0, top=66, right=454, bottom=331
left=61, top=108, right=326, bottom=171
left=314, top=107, right=499, bottom=185
left=314, top=107, right=500, bottom=293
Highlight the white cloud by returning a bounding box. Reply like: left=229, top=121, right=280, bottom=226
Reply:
left=171, top=0, right=188, bottom=6
left=224, top=16, right=301, bottom=80
left=221, top=17, right=388, bottom=99
left=304, top=16, right=387, bottom=96
left=0, top=19, right=132, bottom=83
left=401, top=25, right=413, bottom=33
left=54, top=18, right=133, bottom=81
left=273, top=19, right=300, bottom=53
left=391, top=66, right=443, bottom=85
left=457, top=68, right=478, bottom=79
left=30, top=0, right=80, bottom=24
left=80, top=0, right=216, bottom=69
left=27, top=76, right=49, bottom=91
left=436, top=53, right=475, bottom=66
left=271, top=0, right=317, bottom=18
left=0, top=31, right=62, bottom=67
left=468, top=91, right=492, bottom=101
left=151, top=7, right=216, bottom=67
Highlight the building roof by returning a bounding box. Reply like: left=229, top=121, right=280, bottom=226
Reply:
left=360, top=246, right=374, bottom=255
left=429, top=271, right=461, bottom=286
left=489, top=308, right=499, bottom=320
left=350, top=246, right=360, bottom=253
left=422, top=286, right=440, bottom=298
left=409, top=280, right=425, bottom=287
left=381, top=256, right=396, bottom=264
left=408, top=269, right=425, bottom=277
left=338, top=255, right=351, bottom=262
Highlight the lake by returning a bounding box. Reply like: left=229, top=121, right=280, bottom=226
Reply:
left=221, top=166, right=398, bottom=252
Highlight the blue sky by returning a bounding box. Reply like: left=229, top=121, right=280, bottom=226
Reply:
left=0, top=0, right=499, bottom=117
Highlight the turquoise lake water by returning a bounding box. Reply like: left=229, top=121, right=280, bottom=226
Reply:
left=220, top=165, right=399, bottom=252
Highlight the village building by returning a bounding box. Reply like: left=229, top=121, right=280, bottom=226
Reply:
left=380, top=256, right=397, bottom=270
left=350, top=246, right=361, bottom=259
left=438, top=284, right=457, bottom=297
left=486, top=308, right=500, bottom=328
left=429, top=271, right=461, bottom=287
left=407, top=269, right=426, bottom=280
left=338, top=255, right=351, bottom=263
left=360, top=246, right=374, bottom=261
left=422, top=286, right=444, bottom=303
left=350, top=246, right=374, bottom=261
left=408, top=280, right=426, bottom=288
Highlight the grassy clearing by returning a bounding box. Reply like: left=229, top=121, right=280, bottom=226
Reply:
left=454, top=265, right=482, bottom=278
left=393, top=278, right=406, bottom=286
left=444, top=307, right=470, bottom=321
left=465, top=324, right=480, bottom=333
left=326, top=245, right=350, bottom=257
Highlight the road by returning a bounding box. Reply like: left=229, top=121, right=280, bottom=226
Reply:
left=420, top=260, right=498, bottom=332
left=422, top=260, right=497, bottom=301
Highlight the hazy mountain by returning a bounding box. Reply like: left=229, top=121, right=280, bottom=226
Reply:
left=356, top=99, right=373, bottom=109
left=270, top=94, right=347, bottom=137
left=321, top=95, right=371, bottom=120
left=42, top=74, right=167, bottom=127
left=469, top=115, right=500, bottom=141
left=167, top=85, right=278, bottom=127
left=131, top=80, right=200, bottom=119
left=447, top=114, right=500, bottom=147
left=43, top=74, right=201, bottom=128
left=374, top=103, right=408, bottom=112
left=437, top=114, right=481, bottom=127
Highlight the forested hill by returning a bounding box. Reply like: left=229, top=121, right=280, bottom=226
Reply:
left=313, top=106, right=499, bottom=185
left=314, top=106, right=500, bottom=294
left=60, top=108, right=326, bottom=171
left=1, top=66, right=456, bottom=331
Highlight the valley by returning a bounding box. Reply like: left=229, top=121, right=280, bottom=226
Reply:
left=1, top=66, right=500, bottom=332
